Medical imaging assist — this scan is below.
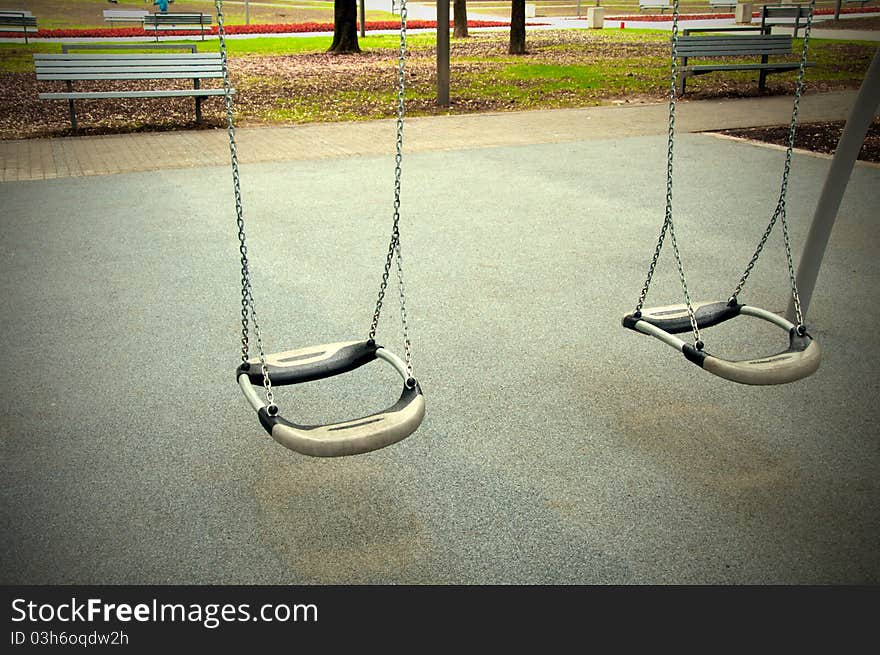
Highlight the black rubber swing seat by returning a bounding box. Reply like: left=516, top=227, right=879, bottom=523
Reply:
left=236, top=340, right=425, bottom=457
left=622, top=300, right=821, bottom=385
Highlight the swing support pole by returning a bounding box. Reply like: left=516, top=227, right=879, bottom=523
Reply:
left=786, top=49, right=880, bottom=322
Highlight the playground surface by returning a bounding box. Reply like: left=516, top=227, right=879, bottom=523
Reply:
left=1, top=92, right=878, bottom=584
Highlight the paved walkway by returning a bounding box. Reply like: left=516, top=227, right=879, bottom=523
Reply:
left=2, top=95, right=878, bottom=585
left=0, top=90, right=862, bottom=182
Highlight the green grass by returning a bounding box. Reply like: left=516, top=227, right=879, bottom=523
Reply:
left=2, top=27, right=875, bottom=132
left=456, top=57, right=665, bottom=107
left=268, top=89, right=400, bottom=123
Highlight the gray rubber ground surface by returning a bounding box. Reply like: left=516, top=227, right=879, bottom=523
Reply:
left=1, top=129, right=878, bottom=584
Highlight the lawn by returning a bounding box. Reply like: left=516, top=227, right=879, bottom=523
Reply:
left=0, top=25, right=875, bottom=138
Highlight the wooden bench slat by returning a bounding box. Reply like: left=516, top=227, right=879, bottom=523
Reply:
left=687, top=62, right=816, bottom=72
left=679, top=35, right=791, bottom=42
left=103, top=10, right=148, bottom=21
left=39, top=89, right=231, bottom=100
left=143, top=14, right=211, bottom=19
left=37, top=71, right=224, bottom=81
left=35, top=63, right=223, bottom=71
left=60, top=43, right=198, bottom=53
left=36, top=67, right=223, bottom=75
left=35, top=62, right=223, bottom=70
left=34, top=53, right=221, bottom=61
left=678, top=48, right=795, bottom=57
left=143, top=16, right=211, bottom=24
left=679, top=43, right=794, bottom=50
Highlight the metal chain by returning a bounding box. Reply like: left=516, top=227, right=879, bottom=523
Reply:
left=730, top=0, right=816, bottom=330
left=634, top=0, right=702, bottom=346
left=369, top=1, right=414, bottom=378
left=216, top=0, right=275, bottom=408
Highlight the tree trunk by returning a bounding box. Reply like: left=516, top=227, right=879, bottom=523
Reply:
left=509, top=0, right=525, bottom=54
left=328, top=0, right=361, bottom=54
left=453, top=0, right=468, bottom=38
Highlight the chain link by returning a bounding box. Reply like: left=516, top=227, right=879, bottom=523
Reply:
left=730, top=0, right=816, bottom=330
left=216, top=0, right=275, bottom=407
left=370, top=1, right=414, bottom=377
left=634, top=0, right=702, bottom=346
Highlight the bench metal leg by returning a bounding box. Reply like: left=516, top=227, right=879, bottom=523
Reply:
left=66, top=81, right=77, bottom=130
left=194, top=78, right=202, bottom=122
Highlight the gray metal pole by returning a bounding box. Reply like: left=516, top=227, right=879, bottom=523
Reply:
left=360, top=0, right=366, bottom=37
left=245, top=0, right=249, bottom=25
left=437, top=0, right=450, bottom=106
left=786, top=49, right=880, bottom=322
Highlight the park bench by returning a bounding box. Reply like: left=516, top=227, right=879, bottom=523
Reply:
left=103, top=9, right=149, bottom=26
left=639, top=0, right=671, bottom=14
left=676, top=34, right=815, bottom=94
left=142, top=13, right=212, bottom=41
left=0, top=10, right=37, bottom=44
left=842, top=0, right=870, bottom=7
left=760, top=4, right=811, bottom=38
left=709, top=0, right=737, bottom=10
left=33, top=52, right=231, bottom=130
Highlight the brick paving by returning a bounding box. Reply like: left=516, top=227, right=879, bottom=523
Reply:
left=0, top=90, right=861, bottom=182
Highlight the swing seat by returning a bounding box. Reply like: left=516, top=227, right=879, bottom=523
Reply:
left=623, top=301, right=821, bottom=385
left=237, top=340, right=381, bottom=387
left=237, top=340, right=425, bottom=457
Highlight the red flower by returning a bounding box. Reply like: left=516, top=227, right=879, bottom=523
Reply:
left=32, top=20, right=534, bottom=39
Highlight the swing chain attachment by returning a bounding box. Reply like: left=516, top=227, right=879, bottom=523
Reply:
left=369, top=0, right=414, bottom=380
left=633, top=0, right=703, bottom=348
left=729, top=0, right=816, bottom=332
left=216, top=0, right=275, bottom=409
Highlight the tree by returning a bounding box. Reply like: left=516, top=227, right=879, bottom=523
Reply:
left=454, top=0, right=468, bottom=38
left=509, top=0, right=525, bottom=54
left=329, top=0, right=361, bottom=54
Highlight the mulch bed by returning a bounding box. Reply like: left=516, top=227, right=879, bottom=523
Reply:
left=720, top=118, right=880, bottom=163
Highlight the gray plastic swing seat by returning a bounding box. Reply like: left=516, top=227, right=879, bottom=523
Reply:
left=237, top=340, right=425, bottom=457
left=623, top=300, right=821, bottom=385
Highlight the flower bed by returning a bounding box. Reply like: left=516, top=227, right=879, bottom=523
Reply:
left=11, top=20, right=524, bottom=40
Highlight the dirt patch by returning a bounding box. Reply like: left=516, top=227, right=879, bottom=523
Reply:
left=719, top=118, right=880, bottom=163
left=814, top=16, right=880, bottom=30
